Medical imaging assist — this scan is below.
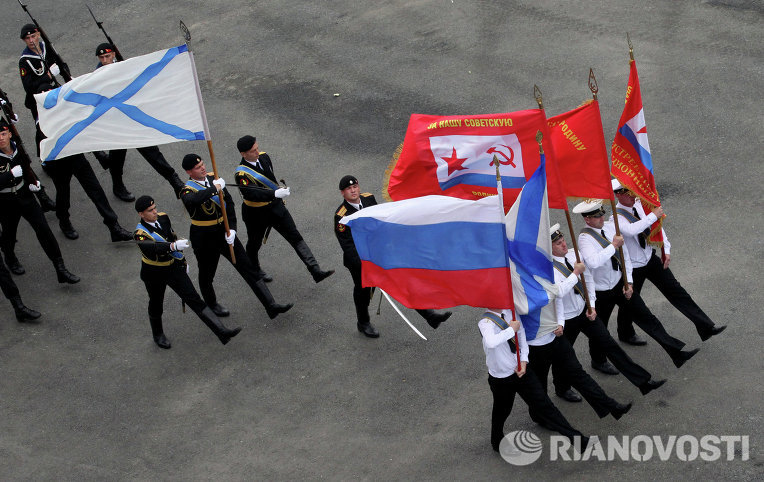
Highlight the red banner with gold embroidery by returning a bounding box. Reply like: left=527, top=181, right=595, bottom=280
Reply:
left=547, top=99, right=613, bottom=201
left=384, top=110, right=566, bottom=210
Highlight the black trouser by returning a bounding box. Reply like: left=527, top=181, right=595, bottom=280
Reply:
left=41, top=154, right=118, bottom=226
left=591, top=285, right=686, bottom=364
left=488, top=371, right=583, bottom=450
left=141, top=261, right=207, bottom=318
left=242, top=202, right=305, bottom=273
left=346, top=259, right=372, bottom=325
left=344, top=260, right=435, bottom=326
left=617, top=253, right=715, bottom=340
left=0, top=191, right=62, bottom=264
left=528, top=336, right=618, bottom=419
left=190, top=225, right=266, bottom=309
left=108, top=146, right=178, bottom=182
left=553, top=307, right=651, bottom=394
left=0, top=255, right=20, bottom=301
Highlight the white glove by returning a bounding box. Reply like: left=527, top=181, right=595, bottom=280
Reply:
left=212, top=178, right=225, bottom=190
left=28, top=181, right=41, bottom=192
left=225, top=229, right=236, bottom=245
left=49, top=63, right=61, bottom=77
left=275, top=187, right=290, bottom=199
left=11, top=165, right=23, bottom=178
left=10, top=113, right=19, bottom=124
left=173, top=239, right=190, bottom=251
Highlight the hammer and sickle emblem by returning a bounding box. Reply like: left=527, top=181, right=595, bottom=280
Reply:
left=486, top=145, right=515, bottom=167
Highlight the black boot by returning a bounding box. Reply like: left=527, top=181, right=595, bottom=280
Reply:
left=5, top=253, right=25, bottom=275
left=209, top=302, right=230, bottom=317
left=10, top=296, right=41, bottom=322
left=108, top=222, right=133, bottom=242
left=93, top=150, right=110, bottom=170
left=357, top=321, right=379, bottom=338
left=199, top=307, right=242, bottom=345
left=112, top=181, right=135, bottom=202
left=416, top=309, right=452, bottom=329
left=59, top=219, right=79, bottom=240
left=168, top=173, right=185, bottom=199
left=149, top=316, right=171, bottom=349
left=295, top=240, right=334, bottom=283
left=35, top=187, right=56, bottom=212
left=253, top=278, right=293, bottom=319
left=53, top=257, right=80, bottom=284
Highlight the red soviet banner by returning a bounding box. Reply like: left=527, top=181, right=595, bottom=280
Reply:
left=384, top=110, right=566, bottom=210
left=547, top=99, right=614, bottom=201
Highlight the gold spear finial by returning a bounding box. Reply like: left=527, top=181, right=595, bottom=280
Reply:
left=491, top=155, right=501, bottom=181
left=533, top=84, right=544, bottom=110
left=588, top=68, right=599, bottom=100
left=627, top=32, right=634, bottom=61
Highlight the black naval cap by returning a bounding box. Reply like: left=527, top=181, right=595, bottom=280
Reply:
left=339, top=175, right=358, bottom=190
left=236, top=135, right=256, bottom=153
left=20, top=24, right=38, bottom=39
left=96, top=43, right=115, bottom=56
left=134, top=195, right=154, bottom=213
left=0, top=119, right=10, bottom=132
left=182, top=153, right=202, bottom=170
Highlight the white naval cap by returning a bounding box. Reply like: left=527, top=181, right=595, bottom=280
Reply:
left=550, top=223, right=564, bottom=241
left=572, top=199, right=606, bottom=217
left=612, top=178, right=631, bottom=194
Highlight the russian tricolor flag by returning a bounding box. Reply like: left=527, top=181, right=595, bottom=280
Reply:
left=340, top=195, right=513, bottom=310
left=611, top=59, right=664, bottom=246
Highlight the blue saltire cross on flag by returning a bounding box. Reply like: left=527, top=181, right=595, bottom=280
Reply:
left=505, top=153, right=558, bottom=341
left=36, top=45, right=209, bottom=161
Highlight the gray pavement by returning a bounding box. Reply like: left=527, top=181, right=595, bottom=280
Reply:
left=0, top=0, right=761, bottom=479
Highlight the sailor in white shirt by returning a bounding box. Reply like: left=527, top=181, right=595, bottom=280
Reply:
left=611, top=179, right=726, bottom=343
left=574, top=200, right=699, bottom=369
left=521, top=273, right=633, bottom=423
left=547, top=224, right=665, bottom=400
left=479, top=308, right=587, bottom=453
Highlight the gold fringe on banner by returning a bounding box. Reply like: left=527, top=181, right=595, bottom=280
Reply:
left=382, top=141, right=404, bottom=202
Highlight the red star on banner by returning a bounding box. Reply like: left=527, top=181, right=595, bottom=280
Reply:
left=442, top=147, right=468, bottom=176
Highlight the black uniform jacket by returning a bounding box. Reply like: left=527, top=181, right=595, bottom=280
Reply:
left=234, top=153, right=282, bottom=209
left=134, top=213, right=185, bottom=277
left=19, top=41, right=66, bottom=118
left=179, top=175, right=237, bottom=230
left=334, top=193, right=377, bottom=267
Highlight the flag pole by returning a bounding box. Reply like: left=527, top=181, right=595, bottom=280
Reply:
left=492, top=154, right=521, bottom=368
left=607, top=44, right=631, bottom=287
left=627, top=34, right=666, bottom=264
left=535, top=85, right=592, bottom=311
left=181, top=20, right=235, bottom=263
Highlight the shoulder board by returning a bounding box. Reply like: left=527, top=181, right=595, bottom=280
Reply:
left=361, top=192, right=373, bottom=197
left=337, top=206, right=347, bottom=217
left=259, top=151, right=266, bottom=155
left=158, top=212, right=167, bottom=216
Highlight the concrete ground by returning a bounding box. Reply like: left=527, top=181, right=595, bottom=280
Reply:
left=0, top=0, right=761, bottom=479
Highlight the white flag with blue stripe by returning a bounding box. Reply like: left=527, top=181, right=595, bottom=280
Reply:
left=36, top=45, right=209, bottom=161
left=505, top=154, right=558, bottom=340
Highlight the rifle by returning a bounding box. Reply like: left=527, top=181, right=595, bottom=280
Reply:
left=18, top=0, right=73, bottom=82
left=86, top=4, right=124, bottom=62
left=0, top=87, right=39, bottom=186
